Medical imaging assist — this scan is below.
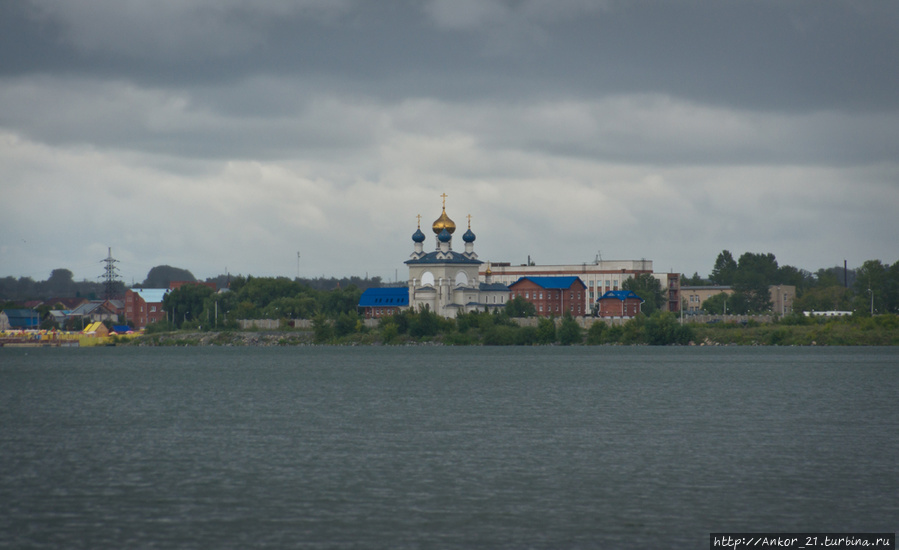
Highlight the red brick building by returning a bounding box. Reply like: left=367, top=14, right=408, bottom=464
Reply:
left=358, top=287, right=410, bottom=319
left=124, top=289, right=170, bottom=329
left=508, top=276, right=587, bottom=317
left=596, top=290, right=644, bottom=318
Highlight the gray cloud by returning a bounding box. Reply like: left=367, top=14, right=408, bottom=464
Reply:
left=4, top=0, right=897, bottom=111
left=1, top=0, right=897, bottom=283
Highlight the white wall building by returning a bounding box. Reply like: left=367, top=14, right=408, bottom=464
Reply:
left=406, top=197, right=509, bottom=318
left=482, top=261, right=681, bottom=315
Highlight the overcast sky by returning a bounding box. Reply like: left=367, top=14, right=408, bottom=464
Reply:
left=2, top=0, right=898, bottom=285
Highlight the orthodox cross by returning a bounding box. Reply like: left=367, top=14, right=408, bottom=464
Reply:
left=440, top=193, right=448, bottom=209
left=416, top=214, right=421, bottom=228
left=467, top=214, right=472, bottom=228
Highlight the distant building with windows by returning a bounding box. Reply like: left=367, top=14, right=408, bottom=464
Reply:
left=508, top=276, right=587, bottom=317
left=483, top=262, right=680, bottom=316
left=403, top=196, right=509, bottom=318
left=124, top=288, right=170, bottom=328
left=358, top=287, right=409, bottom=319
left=681, top=285, right=796, bottom=315
left=596, top=290, right=645, bottom=318
left=358, top=194, right=680, bottom=320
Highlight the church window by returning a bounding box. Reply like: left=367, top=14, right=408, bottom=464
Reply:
left=421, top=271, right=435, bottom=287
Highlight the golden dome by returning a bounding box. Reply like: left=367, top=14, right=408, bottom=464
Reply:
left=432, top=193, right=456, bottom=234
left=432, top=209, right=456, bottom=234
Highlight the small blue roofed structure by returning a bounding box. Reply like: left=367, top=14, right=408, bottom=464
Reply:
left=358, top=287, right=410, bottom=319
left=596, top=290, right=645, bottom=318
left=599, top=290, right=644, bottom=301
left=1, top=309, right=41, bottom=330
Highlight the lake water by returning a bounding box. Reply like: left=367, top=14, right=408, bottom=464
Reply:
left=1, top=346, right=897, bottom=549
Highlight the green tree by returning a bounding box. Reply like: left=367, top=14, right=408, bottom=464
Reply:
left=321, top=286, right=363, bottom=317
left=585, top=320, right=606, bottom=344
left=163, top=283, right=215, bottom=328
left=409, top=306, right=439, bottom=338
left=703, top=291, right=750, bottom=315
left=514, top=326, right=539, bottom=345
left=853, top=260, right=893, bottom=315
left=45, top=268, right=77, bottom=296
left=620, top=315, right=645, bottom=344
left=622, top=273, right=665, bottom=315
left=701, top=292, right=729, bottom=315
left=558, top=313, right=582, bottom=345
left=536, top=317, right=556, bottom=344
left=482, top=325, right=517, bottom=345
left=505, top=295, right=537, bottom=317
left=335, top=311, right=361, bottom=337
left=794, top=286, right=851, bottom=313
left=710, top=250, right=738, bottom=285
left=777, top=265, right=813, bottom=292
left=380, top=322, right=399, bottom=344
left=605, top=324, right=623, bottom=344
left=643, top=312, right=694, bottom=345
left=733, top=252, right=778, bottom=312
left=682, top=272, right=705, bottom=286
left=312, top=313, right=334, bottom=342
left=143, top=265, right=196, bottom=288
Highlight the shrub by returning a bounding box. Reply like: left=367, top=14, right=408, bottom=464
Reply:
left=558, top=314, right=582, bottom=345
left=585, top=321, right=606, bottom=345
left=536, top=317, right=556, bottom=344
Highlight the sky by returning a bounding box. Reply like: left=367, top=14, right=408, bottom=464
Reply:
left=2, top=0, right=898, bottom=285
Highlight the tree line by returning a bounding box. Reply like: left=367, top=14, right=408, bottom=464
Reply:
left=680, top=251, right=898, bottom=316
left=4, top=253, right=898, bottom=328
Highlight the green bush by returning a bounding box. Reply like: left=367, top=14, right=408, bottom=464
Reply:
left=558, top=314, right=582, bottom=345
left=585, top=321, right=606, bottom=345
left=514, top=326, right=539, bottom=345
left=483, top=325, right=517, bottom=345
left=536, top=317, right=556, bottom=344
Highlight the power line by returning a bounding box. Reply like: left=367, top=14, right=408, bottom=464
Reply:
left=101, top=247, right=121, bottom=299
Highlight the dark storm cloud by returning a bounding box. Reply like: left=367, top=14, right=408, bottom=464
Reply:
left=3, top=0, right=898, bottom=112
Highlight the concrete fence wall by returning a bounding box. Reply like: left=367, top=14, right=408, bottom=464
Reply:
left=239, top=314, right=776, bottom=331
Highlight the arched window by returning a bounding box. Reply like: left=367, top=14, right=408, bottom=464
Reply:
left=421, top=272, right=435, bottom=287
left=455, top=271, right=469, bottom=286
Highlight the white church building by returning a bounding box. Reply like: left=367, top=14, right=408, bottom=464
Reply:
left=405, top=196, right=509, bottom=317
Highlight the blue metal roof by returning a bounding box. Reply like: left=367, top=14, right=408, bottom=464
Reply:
left=510, top=276, right=586, bottom=289
left=598, top=290, right=644, bottom=302
left=478, top=282, right=510, bottom=291
left=2, top=309, right=40, bottom=328
left=358, top=287, right=409, bottom=308
left=132, top=288, right=169, bottom=303
left=405, top=251, right=482, bottom=265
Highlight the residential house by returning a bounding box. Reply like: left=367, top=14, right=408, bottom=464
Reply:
left=508, top=276, right=588, bottom=317
left=596, top=290, right=645, bottom=318
left=358, top=287, right=410, bottom=319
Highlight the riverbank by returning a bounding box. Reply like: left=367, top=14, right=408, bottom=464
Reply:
left=124, top=315, right=899, bottom=347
